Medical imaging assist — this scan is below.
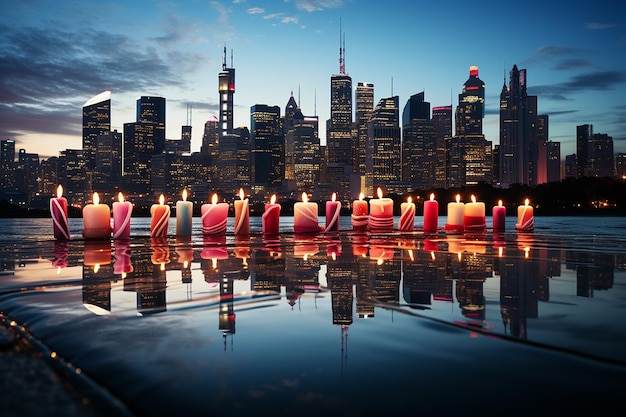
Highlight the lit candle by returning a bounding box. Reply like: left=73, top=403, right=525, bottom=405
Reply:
left=398, top=196, right=415, bottom=231
left=201, top=193, right=229, bottom=235
left=176, top=189, right=193, bottom=237
left=112, top=192, right=133, bottom=240
left=463, top=194, right=486, bottom=233
left=294, top=192, right=320, bottom=234
left=368, top=187, right=394, bottom=230
left=150, top=194, right=170, bottom=238
left=50, top=184, right=70, bottom=240
left=233, top=188, right=250, bottom=236
left=515, top=198, right=534, bottom=231
left=262, top=194, right=281, bottom=235
left=445, top=194, right=464, bottom=233
left=82, top=192, right=111, bottom=239
left=351, top=192, right=369, bottom=230
left=492, top=199, right=506, bottom=232
left=423, top=193, right=439, bottom=234
left=324, top=192, right=341, bottom=232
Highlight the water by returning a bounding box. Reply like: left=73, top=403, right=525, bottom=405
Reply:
left=1, top=216, right=625, bottom=416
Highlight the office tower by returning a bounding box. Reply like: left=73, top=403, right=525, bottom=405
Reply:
left=564, top=154, right=577, bottom=179
left=365, top=96, right=401, bottom=195
left=535, top=114, right=548, bottom=184
left=93, top=130, right=122, bottom=191
left=218, top=46, right=235, bottom=137
left=589, top=133, right=614, bottom=177
left=15, top=149, right=39, bottom=203
left=355, top=82, right=374, bottom=176
left=401, top=92, right=435, bottom=189
left=455, top=66, right=484, bottom=137
left=251, top=105, right=283, bottom=193
left=39, top=156, right=60, bottom=196
left=499, top=65, right=541, bottom=185
left=284, top=93, right=300, bottom=183
left=200, top=117, right=219, bottom=184
left=59, top=149, right=86, bottom=200
left=432, top=105, right=452, bottom=189
left=136, top=96, right=166, bottom=155
left=546, top=141, right=561, bottom=183
left=1, top=139, right=16, bottom=190
left=82, top=91, right=111, bottom=171
left=576, top=124, right=592, bottom=178
left=123, top=122, right=154, bottom=194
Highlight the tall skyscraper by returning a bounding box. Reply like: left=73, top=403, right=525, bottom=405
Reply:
left=576, top=124, right=592, bottom=177
left=136, top=96, right=166, bottom=155
left=0, top=139, right=16, bottom=190
left=365, top=96, right=401, bottom=195
left=432, top=105, right=452, bottom=189
left=401, top=92, right=435, bottom=189
left=589, top=133, right=614, bottom=177
left=354, top=82, right=374, bottom=176
left=455, top=66, right=484, bottom=137
left=82, top=91, right=111, bottom=170
left=218, top=46, right=236, bottom=137
left=251, top=104, right=283, bottom=192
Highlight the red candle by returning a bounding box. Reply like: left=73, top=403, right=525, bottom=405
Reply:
left=234, top=188, right=250, bottom=235
left=262, top=194, right=281, bottom=235
left=492, top=199, right=506, bottom=232
left=351, top=192, right=369, bottom=230
left=50, top=184, right=70, bottom=240
left=324, top=192, right=341, bottom=232
left=294, top=192, right=320, bottom=233
left=112, top=192, right=133, bottom=240
left=201, top=193, right=229, bottom=235
left=515, top=198, right=534, bottom=231
left=150, top=194, right=170, bottom=237
left=463, top=194, right=486, bottom=233
left=82, top=192, right=111, bottom=239
left=423, top=193, right=439, bottom=234
left=368, top=187, right=394, bottom=230
left=398, top=196, right=415, bottom=231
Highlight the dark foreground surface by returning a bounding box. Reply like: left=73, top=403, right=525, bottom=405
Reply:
left=1, top=216, right=625, bottom=416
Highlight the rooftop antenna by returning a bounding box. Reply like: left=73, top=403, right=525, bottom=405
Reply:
left=339, top=18, right=345, bottom=75
left=230, top=48, right=234, bottom=68
left=391, top=76, right=393, bottom=96
left=298, top=84, right=301, bottom=108
left=222, top=45, right=226, bottom=70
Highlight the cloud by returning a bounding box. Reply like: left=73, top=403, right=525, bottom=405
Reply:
left=585, top=22, right=617, bottom=30
left=263, top=13, right=299, bottom=24
left=551, top=59, right=594, bottom=71
left=527, top=71, right=626, bottom=101
left=295, top=0, right=345, bottom=12
left=522, top=45, right=586, bottom=66
left=247, top=7, right=264, bottom=14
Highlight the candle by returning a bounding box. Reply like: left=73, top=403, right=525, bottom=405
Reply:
left=82, top=192, right=111, bottom=239
left=463, top=194, right=486, bottom=233
left=112, top=192, right=133, bottom=240
left=324, top=192, right=341, bottom=232
left=445, top=194, right=464, bottom=233
left=262, top=194, right=281, bottom=235
left=50, top=184, right=70, bottom=240
left=423, top=193, right=439, bottom=234
left=368, top=187, right=394, bottom=230
left=176, top=189, right=193, bottom=237
left=150, top=194, right=170, bottom=237
left=351, top=192, right=369, bottom=230
left=515, top=198, right=534, bottom=231
left=398, top=196, right=415, bottom=231
left=294, top=192, right=320, bottom=234
left=492, top=200, right=506, bottom=232
left=233, top=188, right=250, bottom=235
left=201, top=193, right=229, bottom=235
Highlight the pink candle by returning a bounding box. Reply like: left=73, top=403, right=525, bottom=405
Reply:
left=492, top=200, right=506, bottom=232
left=423, top=193, right=439, bottom=234
left=262, top=194, right=281, bottom=235
left=113, top=239, right=133, bottom=275
left=463, top=194, right=486, bottom=233
left=294, top=192, right=320, bottom=233
left=398, top=196, right=415, bottom=231
left=50, top=184, right=70, bottom=240
left=368, top=187, right=394, bottom=230
left=445, top=194, right=464, bottom=233
left=324, top=192, right=341, bottom=232
left=82, top=192, right=111, bottom=239
left=150, top=195, right=170, bottom=237
left=515, top=198, right=534, bottom=231
left=201, top=193, right=229, bottom=235
left=234, top=188, right=250, bottom=235
left=351, top=192, right=369, bottom=230
left=112, top=192, right=133, bottom=240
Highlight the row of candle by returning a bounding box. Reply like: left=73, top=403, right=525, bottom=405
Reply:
left=50, top=185, right=534, bottom=240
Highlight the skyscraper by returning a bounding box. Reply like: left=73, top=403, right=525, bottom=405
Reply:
left=136, top=96, right=166, bottom=155
left=218, top=47, right=236, bottom=137
left=82, top=91, right=111, bottom=170
left=354, top=82, right=374, bottom=176
left=251, top=104, right=283, bottom=192
left=432, top=106, right=452, bottom=189
left=0, top=139, right=16, bottom=190
left=455, top=66, right=484, bottom=137
left=576, top=124, right=592, bottom=177
left=401, top=92, right=435, bottom=189
left=366, top=96, right=401, bottom=195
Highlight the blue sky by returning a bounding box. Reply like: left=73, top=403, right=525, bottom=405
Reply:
left=1, top=0, right=624, bottom=159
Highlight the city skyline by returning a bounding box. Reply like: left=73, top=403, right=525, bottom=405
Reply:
left=1, top=0, right=625, bottom=159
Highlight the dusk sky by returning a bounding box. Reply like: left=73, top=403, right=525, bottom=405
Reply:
left=1, top=0, right=624, bottom=159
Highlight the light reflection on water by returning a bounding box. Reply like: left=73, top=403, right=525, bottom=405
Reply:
left=1, top=216, right=626, bottom=416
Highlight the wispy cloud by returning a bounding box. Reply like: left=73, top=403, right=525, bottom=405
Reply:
left=585, top=22, right=617, bottom=30
left=247, top=7, right=264, bottom=14
left=529, top=71, right=626, bottom=100
left=263, top=13, right=299, bottom=24
left=295, top=0, right=345, bottom=12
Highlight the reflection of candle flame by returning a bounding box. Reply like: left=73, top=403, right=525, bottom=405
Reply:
left=160, top=262, right=166, bottom=271
left=408, top=249, right=414, bottom=261
left=431, top=251, right=436, bottom=260
left=93, top=264, right=100, bottom=273
left=303, top=253, right=308, bottom=261
left=524, top=247, right=530, bottom=258
left=498, top=246, right=503, bottom=257
left=57, top=266, right=61, bottom=274
left=122, top=272, right=127, bottom=279
left=457, top=252, right=462, bottom=261
left=212, top=258, right=217, bottom=269
left=183, top=261, right=188, bottom=268
left=377, top=258, right=383, bottom=266
left=331, top=252, right=336, bottom=261
left=57, top=184, right=63, bottom=198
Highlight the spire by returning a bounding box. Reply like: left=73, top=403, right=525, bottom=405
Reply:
left=339, top=18, right=345, bottom=75
left=222, top=45, right=226, bottom=70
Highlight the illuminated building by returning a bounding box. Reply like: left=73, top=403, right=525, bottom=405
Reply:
left=432, top=105, right=452, bottom=189
left=82, top=91, right=111, bottom=171
left=251, top=104, right=283, bottom=193
left=136, top=96, right=166, bottom=155
left=402, top=92, right=435, bottom=189
left=0, top=139, right=16, bottom=190
left=355, top=82, right=374, bottom=177
left=218, top=46, right=235, bottom=137
left=284, top=93, right=320, bottom=192
left=547, top=141, right=561, bottom=183
left=365, top=96, right=401, bottom=195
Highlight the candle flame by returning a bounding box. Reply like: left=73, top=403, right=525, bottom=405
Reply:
left=377, top=187, right=383, bottom=199
left=118, top=192, right=124, bottom=203
left=498, top=246, right=503, bottom=257
left=430, top=193, right=435, bottom=202
left=211, top=258, right=217, bottom=269
left=498, top=199, right=503, bottom=207
left=159, top=194, right=165, bottom=205
left=525, top=198, right=530, bottom=206
left=212, top=193, right=218, bottom=205
left=301, top=192, right=308, bottom=203
left=455, top=194, right=460, bottom=203
left=56, top=184, right=63, bottom=198
left=182, top=189, right=188, bottom=201
left=270, top=194, right=276, bottom=205
left=93, top=192, right=99, bottom=205
left=407, top=196, right=412, bottom=204
left=183, top=261, right=188, bottom=269
left=331, top=192, right=336, bottom=202
left=471, top=194, right=476, bottom=204
left=239, top=188, right=244, bottom=200
left=359, top=192, right=364, bottom=201
left=377, top=258, right=383, bottom=266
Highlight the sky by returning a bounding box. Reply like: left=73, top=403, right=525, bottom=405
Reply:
left=1, top=0, right=625, bottom=160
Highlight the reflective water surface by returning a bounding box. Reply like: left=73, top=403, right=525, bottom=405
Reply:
left=1, top=216, right=625, bottom=416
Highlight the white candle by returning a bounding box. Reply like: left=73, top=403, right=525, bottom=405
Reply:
left=515, top=198, right=534, bottom=231
left=463, top=194, right=486, bottom=232
left=445, top=194, right=464, bottom=233
left=294, top=192, right=320, bottom=233
left=368, top=187, right=394, bottom=230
